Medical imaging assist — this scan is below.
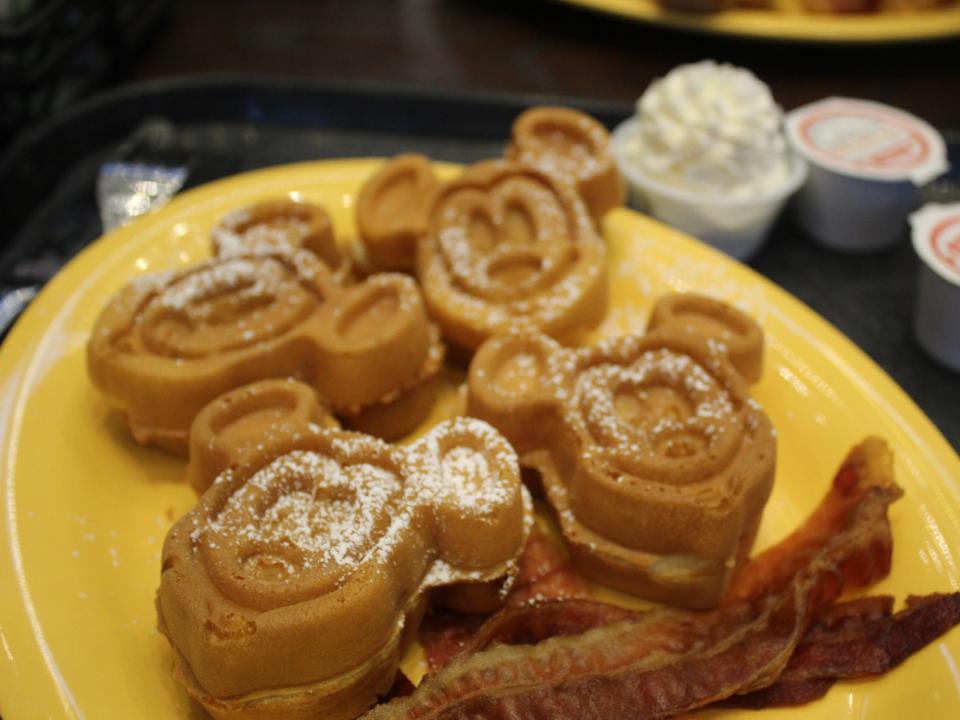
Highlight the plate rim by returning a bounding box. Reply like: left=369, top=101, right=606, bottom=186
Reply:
left=550, top=0, right=960, bottom=43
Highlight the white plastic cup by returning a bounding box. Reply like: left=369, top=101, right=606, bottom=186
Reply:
left=791, top=163, right=919, bottom=252
left=786, top=98, right=949, bottom=254
left=612, top=118, right=808, bottom=261
left=911, top=203, right=960, bottom=372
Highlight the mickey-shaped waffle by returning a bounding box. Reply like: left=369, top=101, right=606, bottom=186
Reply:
left=87, top=248, right=444, bottom=453
left=417, top=160, right=608, bottom=352
left=467, top=328, right=776, bottom=608
left=212, top=198, right=352, bottom=283
left=648, top=292, right=765, bottom=384
left=158, top=379, right=530, bottom=720
left=356, top=153, right=438, bottom=274
left=506, top=106, right=625, bottom=223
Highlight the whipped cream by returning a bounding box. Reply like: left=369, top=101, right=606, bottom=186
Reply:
left=621, top=61, right=793, bottom=197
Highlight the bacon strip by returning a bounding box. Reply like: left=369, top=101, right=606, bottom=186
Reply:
left=421, top=528, right=591, bottom=670
left=420, top=613, right=486, bottom=671
left=729, top=592, right=960, bottom=709
left=421, top=600, right=639, bottom=673
left=725, top=436, right=900, bottom=603
left=368, top=564, right=835, bottom=719
left=806, top=594, right=895, bottom=630
left=364, top=441, right=904, bottom=720
left=460, top=598, right=639, bottom=655
left=421, top=439, right=902, bottom=672
left=504, top=528, right=592, bottom=608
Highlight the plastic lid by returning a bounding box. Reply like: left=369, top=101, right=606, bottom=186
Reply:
left=786, top=97, right=948, bottom=186
left=911, top=203, right=960, bottom=287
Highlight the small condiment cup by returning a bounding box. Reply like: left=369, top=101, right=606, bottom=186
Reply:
left=786, top=97, right=949, bottom=253
left=612, top=118, right=808, bottom=261
left=910, top=203, right=960, bottom=372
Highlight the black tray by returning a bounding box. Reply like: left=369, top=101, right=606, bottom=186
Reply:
left=1, top=74, right=957, bottom=452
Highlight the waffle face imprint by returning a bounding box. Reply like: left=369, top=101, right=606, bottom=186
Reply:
left=87, top=249, right=443, bottom=453
left=159, top=379, right=529, bottom=720
left=468, top=329, right=776, bottom=608
left=417, top=160, right=608, bottom=351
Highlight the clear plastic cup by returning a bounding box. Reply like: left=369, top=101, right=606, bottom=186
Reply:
left=612, top=118, right=808, bottom=261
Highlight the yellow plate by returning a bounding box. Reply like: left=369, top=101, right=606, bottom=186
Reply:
left=1, top=159, right=959, bottom=720
left=551, top=0, right=960, bottom=42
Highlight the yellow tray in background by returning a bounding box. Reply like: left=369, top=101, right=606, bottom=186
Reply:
left=552, top=0, right=960, bottom=42
left=1, top=159, right=959, bottom=720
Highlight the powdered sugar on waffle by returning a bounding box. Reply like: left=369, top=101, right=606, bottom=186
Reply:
left=213, top=208, right=312, bottom=257
left=193, top=418, right=520, bottom=577
left=575, top=348, right=735, bottom=448
left=150, top=251, right=324, bottom=324
left=200, top=450, right=401, bottom=572
left=434, top=173, right=596, bottom=315
left=157, top=257, right=285, bottom=312
left=407, top=417, right=518, bottom=516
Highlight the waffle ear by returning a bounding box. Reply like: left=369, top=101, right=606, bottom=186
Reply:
left=356, top=153, right=437, bottom=273
left=213, top=199, right=348, bottom=280
left=186, top=379, right=337, bottom=493
left=647, top=293, right=764, bottom=384
left=312, top=274, right=432, bottom=408
left=507, top=105, right=624, bottom=222
left=408, top=418, right=525, bottom=572
left=467, top=332, right=563, bottom=453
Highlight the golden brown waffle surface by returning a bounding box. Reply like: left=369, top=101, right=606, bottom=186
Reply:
left=159, top=379, right=530, bottom=720
left=356, top=153, right=438, bottom=274
left=468, top=329, right=776, bottom=608
left=417, top=160, right=608, bottom=351
left=87, top=249, right=443, bottom=453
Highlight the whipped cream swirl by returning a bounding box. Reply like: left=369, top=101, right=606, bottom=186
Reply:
left=622, top=61, right=793, bottom=197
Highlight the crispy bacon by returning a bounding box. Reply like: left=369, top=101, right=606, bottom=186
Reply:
left=461, top=598, right=639, bottom=655
left=420, top=613, right=487, bottom=671
left=422, top=600, right=637, bottom=672
left=807, top=594, right=895, bottom=630
left=729, top=593, right=960, bottom=708
left=421, top=528, right=591, bottom=670
left=367, top=561, right=839, bottom=719
left=725, top=436, right=901, bottom=603
left=505, top=528, right=592, bottom=608
left=366, top=438, right=912, bottom=720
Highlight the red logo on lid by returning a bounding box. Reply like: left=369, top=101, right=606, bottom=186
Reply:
left=798, top=103, right=930, bottom=173
left=931, top=215, right=960, bottom=279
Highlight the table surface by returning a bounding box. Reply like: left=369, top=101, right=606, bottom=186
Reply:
left=129, top=0, right=960, bottom=130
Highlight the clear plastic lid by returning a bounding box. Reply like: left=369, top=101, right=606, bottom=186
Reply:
left=911, top=203, right=960, bottom=287
left=786, top=97, right=948, bottom=186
